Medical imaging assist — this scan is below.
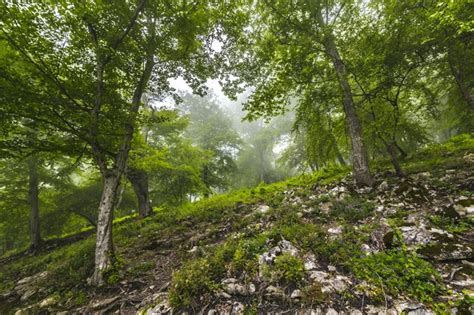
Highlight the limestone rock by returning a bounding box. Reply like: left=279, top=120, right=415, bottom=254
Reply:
left=290, top=289, right=303, bottom=299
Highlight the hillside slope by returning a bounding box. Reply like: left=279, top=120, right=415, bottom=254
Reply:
left=1, top=135, right=473, bottom=315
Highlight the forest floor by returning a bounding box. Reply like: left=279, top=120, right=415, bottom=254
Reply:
left=1, top=135, right=473, bottom=315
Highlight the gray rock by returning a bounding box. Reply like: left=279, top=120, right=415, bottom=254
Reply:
left=222, top=278, right=249, bottom=296
left=304, top=253, right=318, bottom=271
left=290, top=289, right=303, bottom=299
left=39, top=296, right=56, bottom=308
left=309, top=270, right=329, bottom=282
left=91, top=296, right=120, bottom=311
left=265, top=285, right=285, bottom=299
left=325, top=308, right=339, bottom=315
left=378, top=181, right=389, bottom=191
left=328, top=226, right=343, bottom=236
left=231, top=301, right=245, bottom=314
left=257, top=204, right=270, bottom=214
left=20, top=288, right=36, bottom=302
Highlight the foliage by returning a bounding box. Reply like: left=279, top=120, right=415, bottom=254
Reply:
left=168, top=258, right=221, bottom=310
left=352, top=250, right=443, bottom=302
left=271, top=253, right=305, bottom=286
left=329, top=197, right=375, bottom=223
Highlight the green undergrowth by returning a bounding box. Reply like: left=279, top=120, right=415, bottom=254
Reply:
left=351, top=250, right=444, bottom=303
left=1, top=134, right=472, bottom=312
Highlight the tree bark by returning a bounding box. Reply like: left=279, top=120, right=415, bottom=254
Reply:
left=90, top=172, right=120, bottom=286
left=28, top=155, right=41, bottom=253
left=127, top=168, right=152, bottom=217
left=316, top=12, right=373, bottom=186
left=90, top=36, right=155, bottom=286
left=387, top=142, right=404, bottom=177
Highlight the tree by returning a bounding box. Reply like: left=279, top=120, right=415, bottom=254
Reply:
left=222, top=0, right=374, bottom=186
left=180, top=93, right=241, bottom=195
left=1, top=1, right=223, bottom=285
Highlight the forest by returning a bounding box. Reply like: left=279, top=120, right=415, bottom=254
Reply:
left=0, top=1, right=473, bottom=314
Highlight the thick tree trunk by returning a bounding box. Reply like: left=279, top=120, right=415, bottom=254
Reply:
left=28, top=156, right=41, bottom=253
left=317, top=18, right=373, bottom=186
left=127, top=168, right=152, bottom=217
left=387, top=142, right=404, bottom=177
left=90, top=172, right=121, bottom=286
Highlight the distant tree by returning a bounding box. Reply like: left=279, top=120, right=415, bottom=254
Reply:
left=180, top=93, right=241, bottom=195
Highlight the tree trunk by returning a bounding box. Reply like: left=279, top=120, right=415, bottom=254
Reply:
left=90, top=172, right=121, bottom=286
left=28, top=155, right=41, bottom=253
left=127, top=168, right=152, bottom=217
left=448, top=46, right=474, bottom=110
left=395, top=141, right=407, bottom=159
left=317, top=14, right=373, bottom=186
left=387, top=142, right=404, bottom=177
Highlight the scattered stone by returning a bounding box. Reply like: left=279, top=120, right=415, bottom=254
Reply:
left=325, top=308, right=339, bottom=315
left=147, top=293, right=171, bottom=315
left=327, top=265, right=336, bottom=272
left=257, top=204, right=270, bottom=214
left=20, top=289, right=36, bottom=302
left=90, top=296, right=120, bottom=311
left=39, top=296, right=57, bottom=308
left=290, top=289, right=303, bottom=299
left=222, top=278, right=250, bottom=296
left=216, top=291, right=232, bottom=299
left=378, top=181, right=389, bottom=191
left=231, top=301, right=245, bottom=314
left=328, top=226, right=343, bottom=236
left=303, top=253, right=318, bottom=271
left=265, top=285, right=285, bottom=299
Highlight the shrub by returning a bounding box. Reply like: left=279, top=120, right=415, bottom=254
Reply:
left=271, top=253, right=305, bottom=285
left=169, top=258, right=221, bottom=310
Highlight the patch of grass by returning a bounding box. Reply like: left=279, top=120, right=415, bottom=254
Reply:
left=351, top=250, right=443, bottom=302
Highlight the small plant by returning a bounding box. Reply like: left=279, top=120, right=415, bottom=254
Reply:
left=271, top=253, right=306, bottom=285
left=351, top=250, right=443, bottom=302
left=230, top=235, right=268, bottom=275
left=169, top=258, right=221, bottom=310
left=302, top=282, right=326, bottom=305
left=429, top=215, right=473, bottom=234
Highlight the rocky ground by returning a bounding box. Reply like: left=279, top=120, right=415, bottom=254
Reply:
left=1, top=150, right=473, bottom=314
